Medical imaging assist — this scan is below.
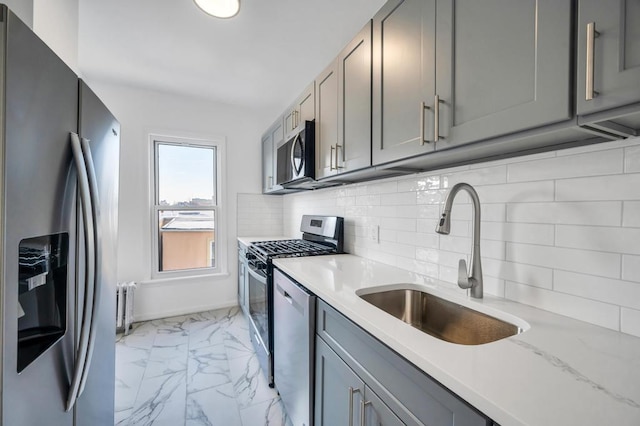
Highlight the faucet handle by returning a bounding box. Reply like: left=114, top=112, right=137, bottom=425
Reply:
left=457, top=259, right=472, bottom=290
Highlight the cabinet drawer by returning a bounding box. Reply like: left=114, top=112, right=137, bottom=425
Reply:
left=316, top=300, right=490, bottom=426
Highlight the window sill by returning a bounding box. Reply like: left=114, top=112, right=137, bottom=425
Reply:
left=142, top=272, right=230, bottom=287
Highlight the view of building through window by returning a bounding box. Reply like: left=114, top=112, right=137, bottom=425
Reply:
left=154, top=141, right=217, bottom=272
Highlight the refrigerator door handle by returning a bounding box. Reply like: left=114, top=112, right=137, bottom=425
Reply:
left=66, top=133, right=97, bottom=412
left=77, top=136, right=102, bottom=394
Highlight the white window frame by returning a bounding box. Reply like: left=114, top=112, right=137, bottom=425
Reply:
left=149, top=133, right=227, bottom=279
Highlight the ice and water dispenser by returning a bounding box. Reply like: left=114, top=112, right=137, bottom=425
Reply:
left=17, top=233, right=69, bottom=372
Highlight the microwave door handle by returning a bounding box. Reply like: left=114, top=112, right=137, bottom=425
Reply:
left=77, top=137, right=102, bottom=395
left=66, top=133, right=96, bottom=412
left=290, top=136, right=296, bottom=175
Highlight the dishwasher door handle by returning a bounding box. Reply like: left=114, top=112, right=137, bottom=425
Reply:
left=283, top=291, right=294, bottom=304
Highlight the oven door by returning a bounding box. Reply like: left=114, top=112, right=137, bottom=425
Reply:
left=246, top=262, right=272, bottom=384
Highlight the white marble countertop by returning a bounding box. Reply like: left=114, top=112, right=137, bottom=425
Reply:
left=237, top=236, right=290, bottom=247
left=273, top=254, right=640, bottom=426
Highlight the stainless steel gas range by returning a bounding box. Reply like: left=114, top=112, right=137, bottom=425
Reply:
left=245, top=215, right=344, bottom=386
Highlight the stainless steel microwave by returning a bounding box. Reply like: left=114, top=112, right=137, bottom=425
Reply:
left=276, top=120, right=315, bottom=188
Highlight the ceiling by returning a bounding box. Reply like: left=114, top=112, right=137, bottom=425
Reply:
left=78, top=0, right=386, bottom=113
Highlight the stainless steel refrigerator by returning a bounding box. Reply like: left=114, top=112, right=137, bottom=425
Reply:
left=0, top=5, right=120, bottom=425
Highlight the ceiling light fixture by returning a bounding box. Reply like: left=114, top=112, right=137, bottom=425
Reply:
left=194, top=0, right=240, bottom=18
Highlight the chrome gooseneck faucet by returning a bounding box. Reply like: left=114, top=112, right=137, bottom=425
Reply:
left=435, top=182, right=483, bottom=299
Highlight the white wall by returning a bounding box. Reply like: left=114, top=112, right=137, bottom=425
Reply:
left=4, top=0, right=33, bottom=27
left=237, top=194, right=283, bottom=237
left=87, top=79, right=272, bottom=321
left=33, top=0, right=79, bottom=73
left=281, top=136, right=640, bottom=338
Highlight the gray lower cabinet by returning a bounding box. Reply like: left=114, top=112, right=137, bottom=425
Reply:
left=237, top=242, right=248, bottom=315
left=435, top=0, right=573, bottom=149
left=576, top=0, right=640, bottom=136
left=315, top=300, right=491, bottom=426
left=372, top=0, right=436, bottom=166
left=315, top=337, right=403, bottom=426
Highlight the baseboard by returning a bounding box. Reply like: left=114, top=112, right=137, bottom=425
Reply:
left=133, top=300, right=238, bottom=322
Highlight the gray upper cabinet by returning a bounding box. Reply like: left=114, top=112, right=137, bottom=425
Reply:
left=316, top=21, right=373, bottom=180
left=436, top=0, right=573, bottom=150
left=262, top=117, right=283, bottom=193
left=372, top=0, right=436, bottom=166
left=261, top=132, right=274, bottom=193
left=576, top=0, right=640, bottom=136
left=315, top=60, right=339, bottom=179
left=284, top=82, right=315, bottom=140
left=338, top=21, right=373, bottom=173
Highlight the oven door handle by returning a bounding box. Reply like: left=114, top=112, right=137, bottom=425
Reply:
left=247, top=264, right=267, bottom=285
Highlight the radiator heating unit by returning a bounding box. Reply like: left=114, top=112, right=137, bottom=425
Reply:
left=116, top=281, right=136, bottom=335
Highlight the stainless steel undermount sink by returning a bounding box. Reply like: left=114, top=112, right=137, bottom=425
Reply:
left=358, top=287, right=526, bottom=345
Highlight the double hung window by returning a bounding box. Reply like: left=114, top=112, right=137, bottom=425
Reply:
left=152, top=135, right=223, bottom=276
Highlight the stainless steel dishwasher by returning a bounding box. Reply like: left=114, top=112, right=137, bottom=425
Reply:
left=273, top=268, right=316, bottom=426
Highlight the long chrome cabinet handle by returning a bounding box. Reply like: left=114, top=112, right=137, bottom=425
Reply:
left=348, top=387, right=360, bottom=426
left=434, top=95, right=445, bottom=142
left=335, top=144, right=344, bottom=169
left=360, top=400, right=371, bottom=426
left=330, top=145, right=336, bottom=171
left=420, top=101, right=429, bottom=145
left=586, top=22, right=600, bottom=101
left=77, top=137, right=102, bottom=394
left=66, top=133, right=96, bottom=412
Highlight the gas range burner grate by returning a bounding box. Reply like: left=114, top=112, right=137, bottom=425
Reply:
left=251, top=239, right=336, bottom=258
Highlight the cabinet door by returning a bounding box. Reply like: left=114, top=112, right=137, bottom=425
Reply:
left=284, top=82, right=316, bottom=140
left=435, top=0, right=573, bottom=150
left=577, top=0, right=640, bottom=116
left=364, top=386, right=405, bottom=426
left=372, top=0, right=436, bottom=166
left=315, top=337, right=365, bottom=426
left=316, top=60, right=339, bottom=179
left=338, top=21, right=372, bottom=173
left=298, top=82, right=316, bottom=124
left=262, top=132, right=274, bottom=192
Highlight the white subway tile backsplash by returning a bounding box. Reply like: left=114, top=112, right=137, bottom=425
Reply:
left=276, top=136, right=640, bottom=337
left=554, top=270, right=640, bottom=310
left=556, top=174, right=640, bottom=201
left=506, top=243, right=620, bottom=278
left=555, top=225, right=640, bottom=255
left=442, top=165, right=507, bottom=187
left=505, top=282, right=621, bottom=331
left=397, top=175, right=440, bottom=192
left=622, top=201, right=640, bottom=228
left=482, top=222, right=555, bottom=246
left=507, top=201, right=622, bottom=226
left=380, top=192, right=417, bottom=206
left=475, top=181, right=555, bottom=203
left=482, top=258, right=553, bottom=289
left=624, top=145, right=640, bottom=173
left=507, top=149, right=623, bottom=182
left=622, top=255, right=640, bottom=281
left=621, top=308, right=640, bottom=338
left=416, top=189, right=446, bottom=205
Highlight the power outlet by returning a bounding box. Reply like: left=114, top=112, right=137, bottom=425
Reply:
left=369, top=225, right=380, bottom=243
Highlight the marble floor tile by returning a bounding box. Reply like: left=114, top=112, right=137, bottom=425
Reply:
left=187, top=344, right=231, bottom=393
left=186, top=383, right=242, bottom=426
left=128, top=370, right=187, bottom=426
left=116, top=306, right=287, bottom=426
left=115, top=359, right=147, bottom=412
left=239, top=397, right=290, bottom=426
left=229, top=354, right=279, bottom=409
